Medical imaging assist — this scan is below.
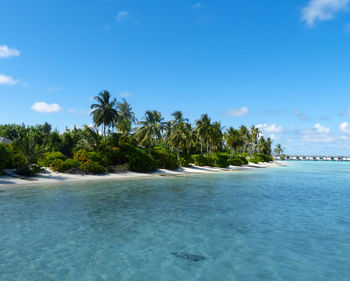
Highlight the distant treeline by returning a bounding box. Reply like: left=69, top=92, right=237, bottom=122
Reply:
left=0, top=90, right=284, bottom=176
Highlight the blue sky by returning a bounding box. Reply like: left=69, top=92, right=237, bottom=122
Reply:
left=1, top=0, right=350, bottom=155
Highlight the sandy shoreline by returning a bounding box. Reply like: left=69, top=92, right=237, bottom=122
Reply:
left=0, top=162, right=286, bottom=188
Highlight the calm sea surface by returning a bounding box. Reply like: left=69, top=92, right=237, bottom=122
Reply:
left=1, top=161, right=350, bottom=280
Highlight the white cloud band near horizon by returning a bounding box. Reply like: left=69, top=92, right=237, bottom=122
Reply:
left=31, top=102, right=62, bottom=113
left=0, top=44, right=20, bottom=58
left=0, top=74, right=19, bottom=85
left=301, top=0, right=350, bottom=26
left=225, top=106, right=249, bottom=117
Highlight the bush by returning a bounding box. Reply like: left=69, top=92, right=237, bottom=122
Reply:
left=192, top=154, right=210, bottom=166
left=0, top=144, right=10, bottom=174
left=179, top=155, right=192, bottom=167
left=211, top=153, right=229, bottom=168
left=256, top=153, right=273, bottom=162
left=50, top=159, right=65, bottom=172
left=80, top=160, right=106, bottom=174
left=238, top=156, right=248, bottom=165
left=16, top=164, right=43, bottom=177
left=119, top=144, right=157, bottom=172
left=228, top=158, right=243, bottom=166
left=39, top=151, right=66, bottom=167
left=73, top=149, right=89, bottom=162
left=152, top=147, right=179, bottom=170
left=87, top=151, right=111, bottom=166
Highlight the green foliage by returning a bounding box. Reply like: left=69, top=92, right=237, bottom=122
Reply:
left=50, top=159, right=80, bottom=173
left=210, top=152, right=229, bottom=168
left=227, top=158, right=243, bottom=166
left=238, top=156, right=248, bottom=165
left=179, top=155, right=192, bottom=167
left=86, top=151, right=111, bottom=166
left=227, top=156, right=247, bottom=166
left=0, top=144, right=10, bottom=174
left=16, top=164, right=43, bottom=177
left=38, top=151, right=66, bottom=167
left=80, top=160, right=106, bottom=174
left=151, top=146, right=179, bottom=170
left=256, top=153, right=273, bottom=162
left=119, top=143, right=157, bottom=172
left=73, top=150, right=89, bottom=162
left=192, top=154, right=210, bottom=166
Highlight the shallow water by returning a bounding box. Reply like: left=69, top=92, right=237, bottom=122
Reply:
left=1, top=162, right=350, bottom=280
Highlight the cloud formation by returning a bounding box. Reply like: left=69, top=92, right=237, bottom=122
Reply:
left=302, top=123, right=335, bottom=143
left=0, top=74, right=19, bottom=85
left=224, top=107, right=249, bottom=117
left=0, top=44, right=20, bottom=58
left=117, top=11, right=129, bottom=22
left=256, top=123, right=283, bottom=133
left=301, top=0, right=350, bottom=26
left=339, top=121, right=350, bottom=134
left=31, top=102, right=62, bottom=113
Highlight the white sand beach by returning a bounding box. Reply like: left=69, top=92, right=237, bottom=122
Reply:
left=0, top=162, right=286, bottom=188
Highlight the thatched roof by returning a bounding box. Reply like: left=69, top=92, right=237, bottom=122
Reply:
left=0, top=137, right=13, bottom=144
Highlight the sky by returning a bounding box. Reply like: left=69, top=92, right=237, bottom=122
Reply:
left=1, top=0, right=350, bottom=155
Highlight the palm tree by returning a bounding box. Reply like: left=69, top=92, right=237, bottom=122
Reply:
left=225, top=127, right=243, bottom=158
left=116, top=99, right=136, bottom=138
left=168, top=111, right=190, bottom=159
left=250, top=125, right=261, bottom=156
left=274, top=144, right=284, bottom=156
left=238, top=125, right=250, bottom=154
left=135, top=110, right=166, bottom=154
left=78, top=125, right=103, bottom=150
left=208, top=121, right=223, bottom=153
left=195, top=114, right=211, bottom=155
left=90, top=90, right=118, bottom=143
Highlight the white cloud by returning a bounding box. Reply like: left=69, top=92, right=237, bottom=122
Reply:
left=302, top=123, right=335, bottom=143
left=301, top=0, right=350, bottom=26
left=192, top=2, right=202, bottom=8
left=339, top=121, right=350, bottom=134
left=31, top=102, right=62, bottom=113
left=0, top=44, right=20, bottom=58
left=256, top=123, right=283, bottom=133
left=68, top=108, right=88, bottom=115
left=225, top=106, right=249, bottom=117
left=117, top=11, right=129, bottom=22
left=0, top=74, right=19, bottom=85
left=119, top=92, right=131, bottom=98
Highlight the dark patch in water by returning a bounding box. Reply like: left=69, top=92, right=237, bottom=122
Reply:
left=171, top=252, right=206, bottom=262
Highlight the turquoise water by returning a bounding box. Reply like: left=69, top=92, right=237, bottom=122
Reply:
left=1, top=162, right=350, bottom=280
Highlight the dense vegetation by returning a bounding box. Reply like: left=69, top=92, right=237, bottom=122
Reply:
left=0, top=90, right=284, bottom=176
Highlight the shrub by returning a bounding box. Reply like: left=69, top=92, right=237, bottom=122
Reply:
left=0, top=144, right=10, bottom=174
left=50, top=159, right=65, bottom=172
left=16, top=164, right=43, bottom=177
left=192, top=154, right=210, bottom=166
left=80, top=160, right=106, bottom=174
left=87, top=151, right=111, bottom=166
left=179, top=155, right=192, bottom=167
left=73, top=149, right=89, bottom=162
left=256, top=153, right=273, bottom=162
left=152, top=147, right=179, bottom=170
left=39, top=151, right=66, bottom=167
left=238, top=156, right=248, bottom=165
left=228, top=158, right=243, bottom=166
left=211, top=153, right=229, bottom=168
left=119, top=144, right=157, bottom=172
